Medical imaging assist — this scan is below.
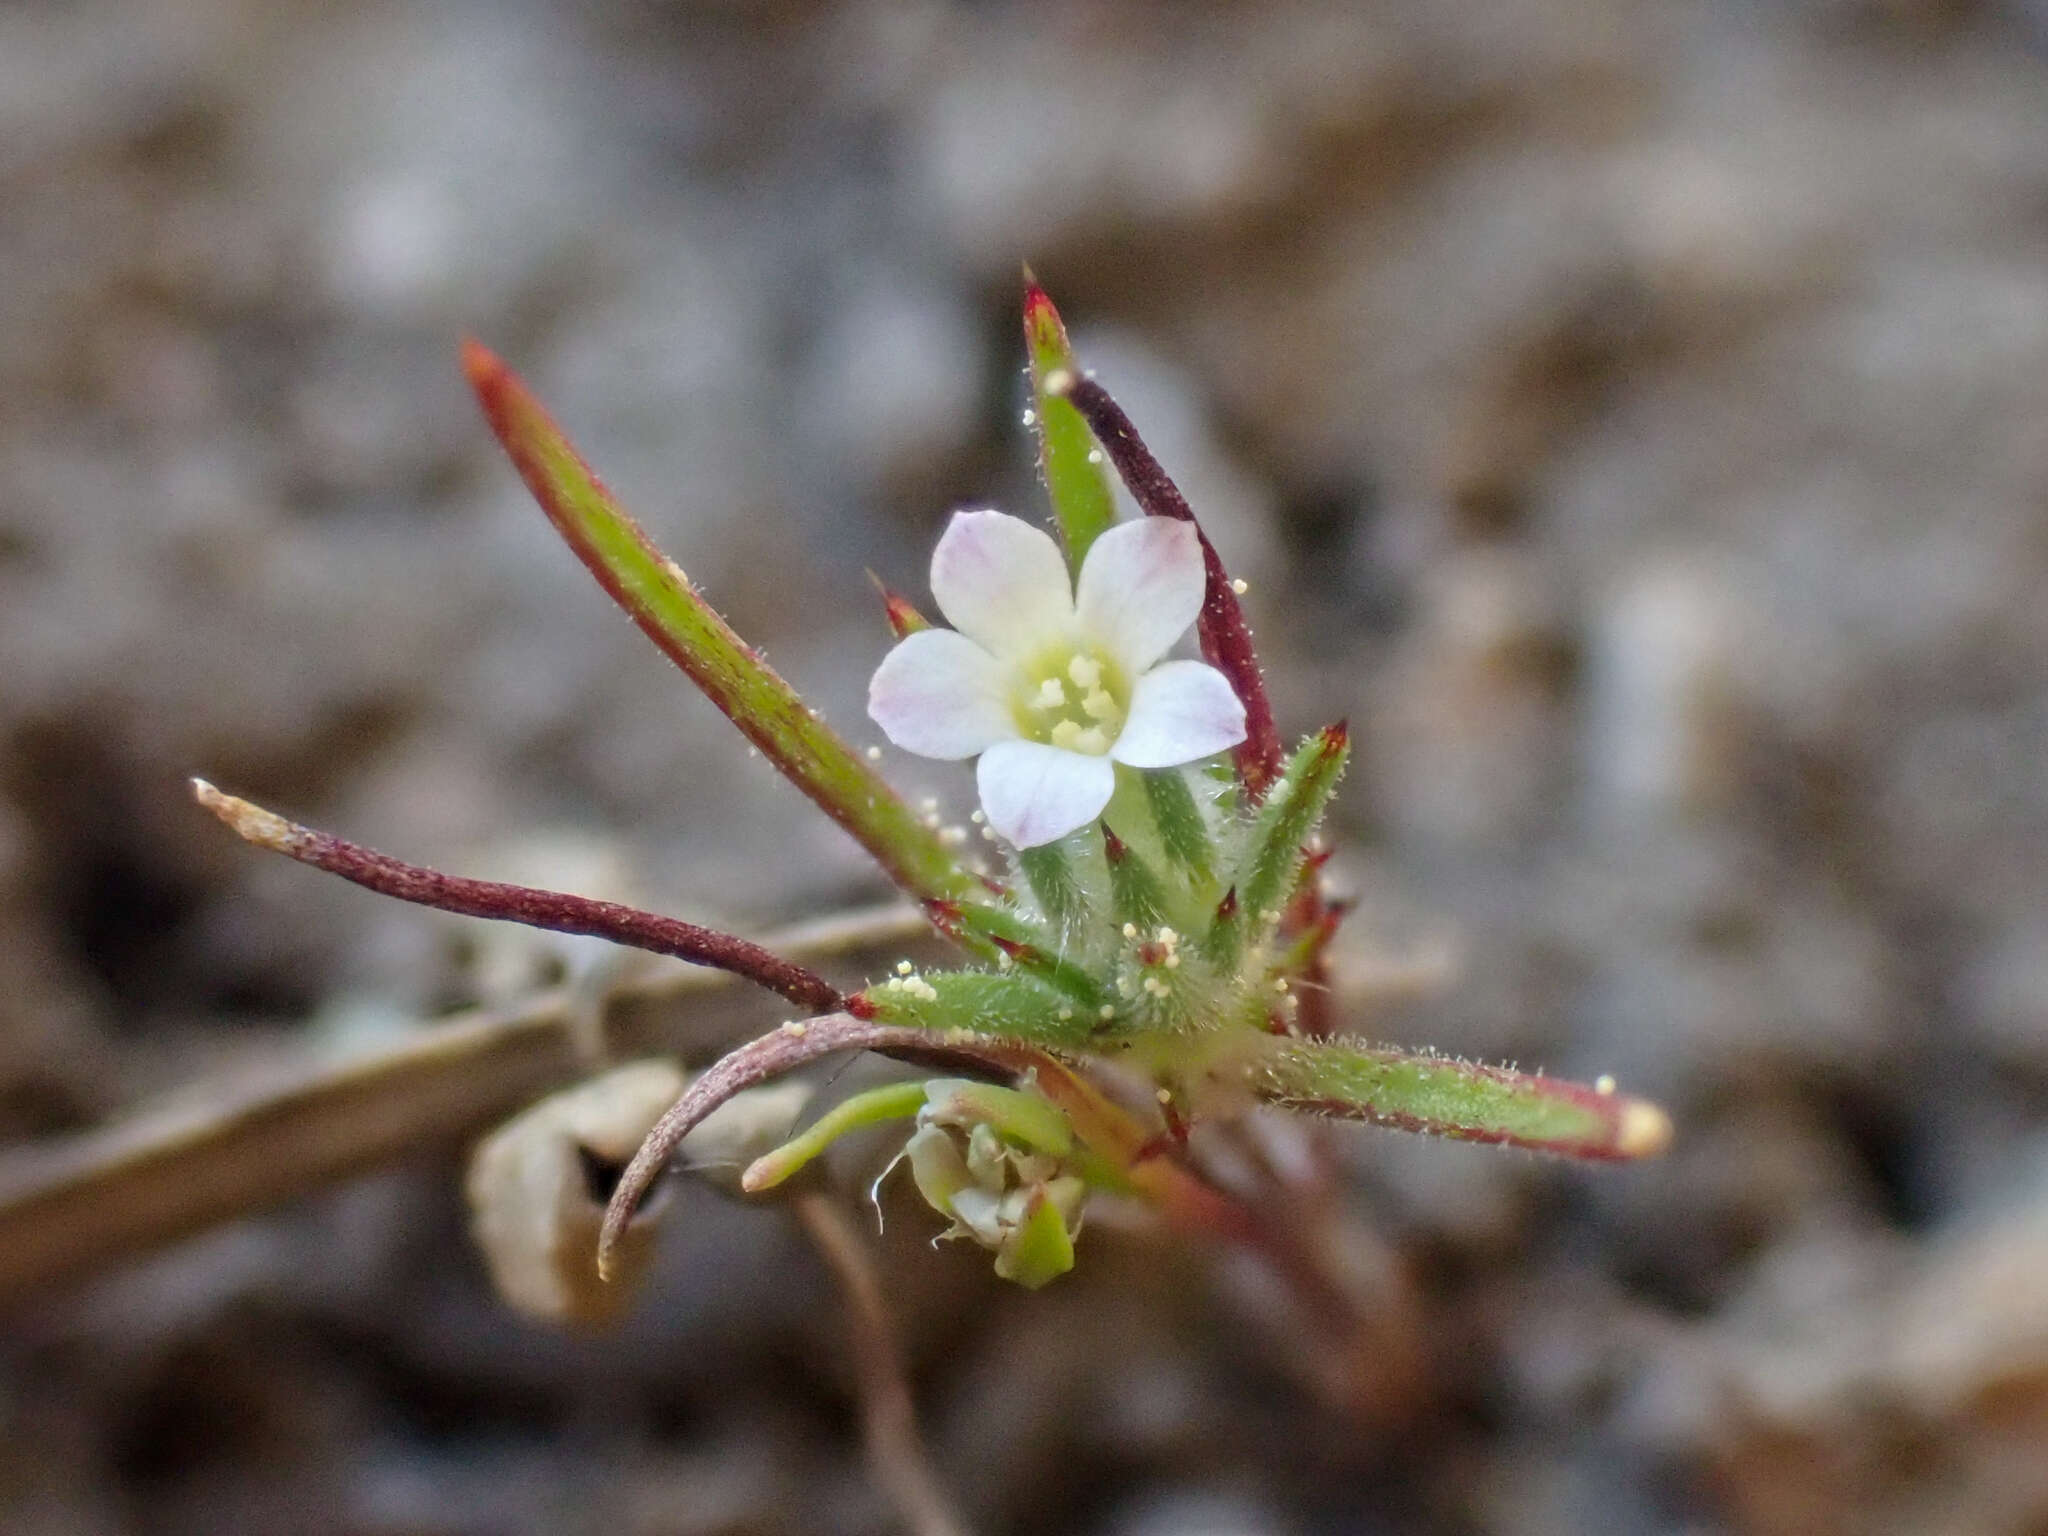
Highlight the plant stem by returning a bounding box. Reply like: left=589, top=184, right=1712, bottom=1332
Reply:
left=192, top=780, right=850, bottom=1015
left=599, top=1016, right=1068, bottom=1276
left=1047, top=371, right=1285, bottom=799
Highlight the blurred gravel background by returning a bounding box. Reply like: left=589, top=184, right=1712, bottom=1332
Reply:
left=4, top=0, right=2048, bottom=1531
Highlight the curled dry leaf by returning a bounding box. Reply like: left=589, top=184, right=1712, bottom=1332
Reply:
left=466, top=1059, right=688, bottom=1327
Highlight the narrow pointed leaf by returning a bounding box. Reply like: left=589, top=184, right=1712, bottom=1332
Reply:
left=921, top=900, right=1109, bottom=1008
left=1023, top=275, right=1117, bottom=564
left=1199, top=886, right=1242, bottom=969
left=462, top=342, right=976, bottom=905
left=860, top=968, right=1099, bottom=1047
left=1250, top=1036, right=1674, bottom=1162
left=1237, top=724, right=1348, bottom=931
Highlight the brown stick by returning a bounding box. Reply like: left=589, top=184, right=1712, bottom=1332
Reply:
left=792, top=1193, right=971, bottom=1536
left=1046, top=372, right=1286, bottom=800
left=0, top=904, right=932, bottom=1309
left=193, top=780, right=850, bottom=1015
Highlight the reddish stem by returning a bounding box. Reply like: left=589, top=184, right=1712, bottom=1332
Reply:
left=597, top=1015, right=1067, bottom=1276
left=192, top=781, right=848, bottom=1015
left=1049, top=373, right=1285, bottom=800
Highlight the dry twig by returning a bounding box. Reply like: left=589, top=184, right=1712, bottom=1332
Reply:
left=0, top=904, right=934, bottom=1308
left=792, top=1191, right=970, bottom=1536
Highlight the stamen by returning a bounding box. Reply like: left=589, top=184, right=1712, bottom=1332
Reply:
left=1067, top=654, right=1102, bottom=690
left=1082, top=688, right=1117, bottom=721
left=1034, top=677, right=1067, bottom=710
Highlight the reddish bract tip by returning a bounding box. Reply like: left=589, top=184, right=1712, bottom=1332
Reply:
left=867, top=571, right=931, bottom=639
left=921, top=898, right=965, bottom=938
left=1320, top=720, right=1351, bottom=753
left=459, top=336, right=508, bottom=393
left=1101, top=827, right=1128, bottom=864
left=1022, top=272, right=1067, bottom=351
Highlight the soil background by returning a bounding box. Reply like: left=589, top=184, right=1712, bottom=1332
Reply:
left=4, top=1, right=2048, bottom=1532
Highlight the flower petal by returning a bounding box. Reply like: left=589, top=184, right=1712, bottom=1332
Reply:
left=868, top=629, right=1017, bottom=760
left=1109, top=660, right=1247, bottom=769
left=929, top=509, right=1075, bottom=659
left=1073, top=517, right=1205, bottom=674
left=976, top=740, right=1115, bottom=847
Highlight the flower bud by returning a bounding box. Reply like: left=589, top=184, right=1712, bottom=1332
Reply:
left=893, top=1080, right=1089, bottom=1289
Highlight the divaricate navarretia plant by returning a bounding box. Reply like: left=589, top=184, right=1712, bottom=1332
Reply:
left=196, top=277, right=1670, bottom=1295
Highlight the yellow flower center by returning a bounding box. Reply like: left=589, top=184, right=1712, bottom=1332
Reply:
left=1012, top=643, right=1129, bottom=755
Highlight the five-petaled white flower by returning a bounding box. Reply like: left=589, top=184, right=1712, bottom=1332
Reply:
left=868, top=510, right=1247, bottom=848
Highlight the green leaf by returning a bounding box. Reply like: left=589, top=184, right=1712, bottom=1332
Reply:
left=860, top=968, right=1098, bottom=1046
left=1250, top=1036, right=1674, bottom=1161
left=1023, top=275, right=1117, bottom=565
left=922, top=899, right=1110, bottom=1009
left=463, top=341, right=977, bottom=905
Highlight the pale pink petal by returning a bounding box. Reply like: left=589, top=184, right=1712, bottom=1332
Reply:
left=867, top=629, right=1016, bottom=760
left=976, top=739, right=1116, bottom=847
left=929, top=509, right=1075, bottom=659
left=1109, top=660, right=1247, bottom=769
left=1073, top=518, right=1205, bottom=675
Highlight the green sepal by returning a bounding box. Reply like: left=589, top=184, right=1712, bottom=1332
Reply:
left=994, top=1183, right=1079, bottom=1289
left=1018, top=834, right=1095, bottom=939
left=1104, top=830, right=1172, bottom=933
left=1235, top=723, right=1349, bottom=931
left=1143, top=768, right=1214, bottom=883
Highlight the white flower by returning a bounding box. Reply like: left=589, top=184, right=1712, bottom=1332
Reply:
left=868, top=510, right=1247, bottom=847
